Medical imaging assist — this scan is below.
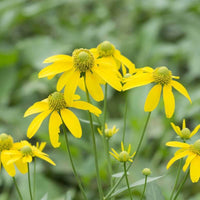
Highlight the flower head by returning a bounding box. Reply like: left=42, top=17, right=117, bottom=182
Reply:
left=91, top=41, right=136, bottom=76
left=24, top=92, right=101, bottom=148
left=166, top=140, right=200, bottom=183
left=39, top=48, right=122, bottom=102
left=97, top=123, right=119, bottom=138
left=171, top=119, right=200, bottom=140
left=123, top=66, right=192, bottom=118
left=110, top=142, right=136, bottom=162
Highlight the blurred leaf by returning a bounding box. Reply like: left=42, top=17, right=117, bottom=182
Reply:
left=0, top=48, right=18, bottom=68
left=146, top=182, right=165, bottom=200
left=112, top=171, right=130, bottom=178
left=40, top=193, right=48, bottom=200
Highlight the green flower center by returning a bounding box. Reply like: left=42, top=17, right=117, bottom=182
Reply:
left=153, top=66, right=172, bottom=85
left=0, top=133, right=13, bottom=151
left=48, top=92, right=66, bottom=111
left=21, top=145, right=33, bottom=156
left=73, top=49, right=94, bottom=73
left=181, top=128, right=191, bottom=139
left=97, top=41, right=115, bottom=57
left=118, top=151, right=130, bottom=162
left=191, top=140, right=200, bottom=155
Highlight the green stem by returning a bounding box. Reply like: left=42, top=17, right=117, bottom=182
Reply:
left=62, top=123, right=88, bottom=200
left=173, top=170, right=189, bottom=200
left=124, top=162, right=133, bottom=200
left=84, top=77, right=103, bottom=199
left=140, top=175, right=148, bottom=200
left=106, top=139, right=113, bottom=188
left=170, top=159, right=183, bottom=200
left=122, top=92, right=128, bottom=143
left=28, top=163, right=33, bottom=200
left=33, top=158, right=36, bottom=200
left=12, top=177, right=23, bottom=200
left=104, top=112, right=151, bottom=200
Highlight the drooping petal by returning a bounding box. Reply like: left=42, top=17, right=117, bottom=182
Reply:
left=24, top=101, right=49, bottom=117
left=64, top=70, right=80, bottom=105
left=183, top=153, right=196, bottom=172
left=144, top=84, right=162, bottom=112
left=166, top=150, right=189, bottom=169
left=189, top=124, right=200, bottom=138
left=170, top=122, right=182, bottom=137
left=171, top=80, right=192, bottom=103
left=123, top=73, right=154, bottom=91
left=49, top=111, right=62, bottom=148
left=85, top=71, right=104, bottom=101
left=78, top=77, right=86, bottom=91
left=70, top=101, right=102, bottom=117
left=43, top=55, right=73, bottom=63
left=163, top=84, right=175, bottom=118
left=38, top=62, right=73, bottom=78
left=190, top=156, right=200, bottom=183
left=27, top=110, right=52, bottom=138
left=60, top=109, right=82, bottom=138
left=34, top=151, right=56, bottom=165
left=166, top=141, right=190, bottom=148
left=15, top=159, right=28, bottom=174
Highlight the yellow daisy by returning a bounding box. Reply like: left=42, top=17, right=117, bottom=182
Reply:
left=90, top=41, right=136, bottom=76
left=97, top=123, right=119, bottom=138
left=171, top=119, right=200, bottom=140
left=39, top=48, right=122, bottom=102
left=123, top=66, right=192, bottom=118
left=166, top=140, right=200, bottom=183
left=3, top=140, right=55, bottom=169
left=24, top=92, right=101, bottom=148
left=110, top=142, right=136, bottom=162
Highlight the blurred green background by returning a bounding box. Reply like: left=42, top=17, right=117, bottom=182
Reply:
left=0, top=0, right=200, bottom=199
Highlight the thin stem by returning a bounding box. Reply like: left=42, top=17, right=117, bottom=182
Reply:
left=122, top=92, right=128, bottom=143
left=28, top=163, right=33, bottom=200
left=84, top=77, right=104, bottom=199
left=173, top=170, right=189, bottom=200
left=12, top=177, right=23, bottom=200
left=106, top=139, right=113, bottom=188
left=105, top=112, right=151, bottom=200
left=170, top=159, right=183, bottom=200
left=140, top=175, right=148, bottom=200
left=62, top=123, right=88, bottom=200
left=33, top=158, right=36, bottom=200
left=124, top=162, right=133, bottom=200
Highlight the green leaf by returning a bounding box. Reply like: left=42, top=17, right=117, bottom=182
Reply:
left=112, top=171, right=130, bottom=178
left=146, top=183, right=165, bottom=200
left=40, top=193, right=48, bottom=200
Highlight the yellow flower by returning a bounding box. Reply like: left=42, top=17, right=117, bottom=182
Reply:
left=110, top=142, right=136, bottom=162
left=90, top=41, right=136, bottom=76
left=123, top=66, right=192, bottom=118
left=3, top=141, right=55, bottom=170
left=171, top=119, right=200, bottom=140
left=97, top=123, right=119, bottom=138
left=24, top=92, right=101, bottom=148
left=39, top=48, right=122, bottom=102
left=166, top=140, right=200, bottom=183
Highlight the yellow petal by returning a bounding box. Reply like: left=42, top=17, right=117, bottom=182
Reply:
left=78, top=77, right=86, bottom=91
left=122, top=64, right=127, bottom=76
left=89, top=48, right=99, bottom=58
left=110, top=152, right=119, bottom=161
left=15, top=159, right=28, bottom=174
left=170, top=122, right=182, bottom=137
left=85, top=71, right=104, bottom=101
left=93, top=64, right=122, bottom=91
left=190, top=156, right=200, bottom=183
left=123, top=73, right=154, bottom=91
left=183, top=153, right=196, bottom=172
left=71, top=101, right=102, bottom=117
left=49, top=111, right=62, bottom=148
left=60, top=109, right=82, bottom=138
left=144, top=84, right=162, bottom=112
left=163, top=84, right=175, bottom=118
left=34, top=151, right=56, bottom=166
left=166, top=150, right=189, bottom=169
left=22, top=155, right=32, bottom=163
left=127, top=144, right=131, bottom=154
left=47, top=75, right=55, bottom=80
left=27, top=110, right=52, bottom=138
left=171, top=80, right=192, bottom=103
left=24, top=100, right=49, bottom=117
left=43, top=54, right=73, bottom=63
left=64, top=70, right=80, bottom=105
left=190, top=124, right=200, bottom=137
left=182, top=119, right=186, bottom=129
left=166, top=141, right=190, bottom=148
left=121, top=141, right=124, bottom=151
left=38, top=62, right=73, bottom=78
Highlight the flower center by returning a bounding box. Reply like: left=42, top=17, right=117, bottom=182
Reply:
left=97, top=41, right=115, bottom=57
left=0, top=133, right=13, bottom=151
left=153, top=66, right=172, bottom=85
left=73, top=49, right=94, bottom=73
left=181, top=128, right=191, bottom=139
left=191, top=140, right=200, bottom=155
left=118, top=151, right=130, bottom=162
left=48, top=92, right=66, bottom=111
left=21, top=145, right=33, bottom=156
